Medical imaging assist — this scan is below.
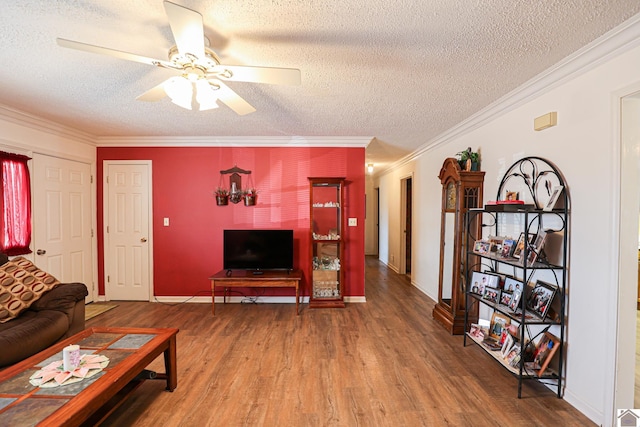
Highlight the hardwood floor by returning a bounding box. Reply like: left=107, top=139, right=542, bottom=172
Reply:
left=92, top=257, right=594, bottom=426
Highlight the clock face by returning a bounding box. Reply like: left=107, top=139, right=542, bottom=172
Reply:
left=446, top=182, right=456, bottom=210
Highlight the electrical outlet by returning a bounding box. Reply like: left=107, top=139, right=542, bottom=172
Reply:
left=348, top=218, right=357, bottom=226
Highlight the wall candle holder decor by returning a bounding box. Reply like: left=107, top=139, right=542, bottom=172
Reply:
left=217, top=165, right=256, bottom=206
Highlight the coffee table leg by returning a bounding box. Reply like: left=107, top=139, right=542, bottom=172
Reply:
left=163, top=335, right=177, bottom=391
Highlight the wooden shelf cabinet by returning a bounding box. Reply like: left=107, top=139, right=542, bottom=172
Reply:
left=308, top=177, right=346, bottom=308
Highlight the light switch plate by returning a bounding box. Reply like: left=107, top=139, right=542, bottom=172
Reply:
left=348, top=218, right=357, bottom=226
left=163, top=217, right=169, bottom=226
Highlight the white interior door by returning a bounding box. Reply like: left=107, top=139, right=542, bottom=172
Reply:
left=104, top=161, right=152, bottom=301
left=32, top=154, right=94, bottom=302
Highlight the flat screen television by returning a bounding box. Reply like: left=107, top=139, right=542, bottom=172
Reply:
left=223, top=229, right=294, bottom=271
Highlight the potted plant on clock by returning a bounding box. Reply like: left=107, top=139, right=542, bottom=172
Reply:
left=456, top=147, right=480, bottom=171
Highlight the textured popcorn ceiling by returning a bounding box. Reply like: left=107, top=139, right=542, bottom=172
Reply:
left=1, top=1, right=639, bottom=168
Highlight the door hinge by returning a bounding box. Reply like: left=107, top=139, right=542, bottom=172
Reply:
left=107, top=275, right=110, bottom=283
left=106, top=175, right=109, bottom=184
left=91, top=229, right=94, bottom=238
left=90, top=175, right=93, bottom=184
left=106, top=226, right=109, bottom=233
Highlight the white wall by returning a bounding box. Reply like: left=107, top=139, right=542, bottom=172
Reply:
left=0, top=105, right=97, bottom=294
left=375, top=17, right=640, bottom=426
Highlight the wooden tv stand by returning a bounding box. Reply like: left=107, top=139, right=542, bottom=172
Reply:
left=209, top=269, right=303, bottom=316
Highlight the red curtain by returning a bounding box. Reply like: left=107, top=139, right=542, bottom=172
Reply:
left=0, top=152, right=32, bottom=255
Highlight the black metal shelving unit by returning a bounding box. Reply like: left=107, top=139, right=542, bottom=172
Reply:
left=462, top=157, right=569, bottom=398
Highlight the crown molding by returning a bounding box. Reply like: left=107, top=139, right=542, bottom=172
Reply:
left=0, top=102, right=372, bottom=149
left=382, top=12, right=640, bottom=175
left=0, top=105, right=95, bottom=146
left=96, top=135, right=373, bottom=148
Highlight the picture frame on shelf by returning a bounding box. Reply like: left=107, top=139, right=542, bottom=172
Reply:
left=473, top=239, right=491, bottom=255
left=525, top=280, right=557, bottom=320
left=541, top=230, right=564, bottom=266
left=543, top=185, right=564, bottom=211
left=512, top=232, right=535, bottom=259
left=488, top=235, right=505, bottom=255
left=506, top=343, right=522, bottom=367
left=469, top=323, right=486, bottom=339
left=482, top=287, right=500, bottom=304
left=489, top=312, right=511, bottom=340
left=525, top=331, right=560, bottom=376
left=500, top=291, right=513, bottom=307
left=499, top=238, right=516, bottom=258
left=470, top=271, right=501, bottom=295
left=505, top=190, right=519, bottom=201
left=521, top=230, right=548, bottom=267
left=500, top=333, right=514, bottom=358
left=505, top=277, right=524, bottom=311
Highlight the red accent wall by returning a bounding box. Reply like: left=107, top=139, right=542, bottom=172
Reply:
left=97, top=146, right=365, bottom=299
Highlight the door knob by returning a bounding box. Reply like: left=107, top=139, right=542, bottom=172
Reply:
left=140, top=237, right=147, bottom=243
left=36, top=249, right=46, bottom=255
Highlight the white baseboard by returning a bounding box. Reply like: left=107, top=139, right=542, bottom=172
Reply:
left=151, top=295, right=366, bottom=304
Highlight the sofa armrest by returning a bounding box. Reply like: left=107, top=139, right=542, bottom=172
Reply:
left=31, top=283, right=88, bottom=312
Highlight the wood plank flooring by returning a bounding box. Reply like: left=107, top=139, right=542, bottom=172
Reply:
left=91, top=257, right=594, bottom=426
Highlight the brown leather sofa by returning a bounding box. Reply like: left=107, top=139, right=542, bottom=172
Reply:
left=0, top=254, right=87, bottom=368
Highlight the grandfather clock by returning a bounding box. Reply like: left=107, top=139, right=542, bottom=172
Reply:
left=432, top=158, right=484, bottom=334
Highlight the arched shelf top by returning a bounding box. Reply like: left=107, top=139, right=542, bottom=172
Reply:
left=496, top=156, right=569, bottom=211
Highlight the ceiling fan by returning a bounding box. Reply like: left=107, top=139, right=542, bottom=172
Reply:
left=56, top=1, right=301, bottom=115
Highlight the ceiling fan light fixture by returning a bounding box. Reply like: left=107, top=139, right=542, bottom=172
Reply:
left=164, top=76, right=193, bottom=110
left=195, top=79, right=219, bottom=111
left=56, top=1, right=300, bottom=115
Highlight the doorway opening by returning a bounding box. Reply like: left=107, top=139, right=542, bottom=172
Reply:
left=615, top=87, right=640, bottom=418
left=399, top=176, right=412, bottom=277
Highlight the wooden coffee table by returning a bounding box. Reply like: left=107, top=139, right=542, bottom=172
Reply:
left=0, top=326, right=178, bottom=426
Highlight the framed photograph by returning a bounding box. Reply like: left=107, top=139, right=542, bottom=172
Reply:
left=469, top=271, right=501, bottom=295
left=526, top=280, right=557, bottom=320
left=522, top=230, right=548, bottom=267
left=473, top=239, right=491, bottom=255
left=482, top=287, right=500, bottom=304
left=512, top=232, right=534, bottom=259
left=506, top=343, right=522, bottom=367
left=489, top=312, right=511, bottom=340
left=500, top=333, right=514, bottom=358
left=499, top=238, right=515, bottom=258
left=469, top=323, right=486, bottom=339
left=527, top=332, right=561, bottom=376
left=543, top=185, right=564, bottom=211
left=499, top=291, right=513, bottom=307
left=505, top=277, right=524, bottom=311
left=505, top=190, right=519, bottom=201
left=488, top=235, right=504, bottom=254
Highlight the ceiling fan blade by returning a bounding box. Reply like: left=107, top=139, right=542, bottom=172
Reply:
left=136, top=81, right=169, bottom=102
left=56, top=38, right=173, bottom=68
left=163, top=1, right=205, bottom=58
left=213, top=80, right=256, bottom=115
left=217, top=65, right=301, bottom=86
